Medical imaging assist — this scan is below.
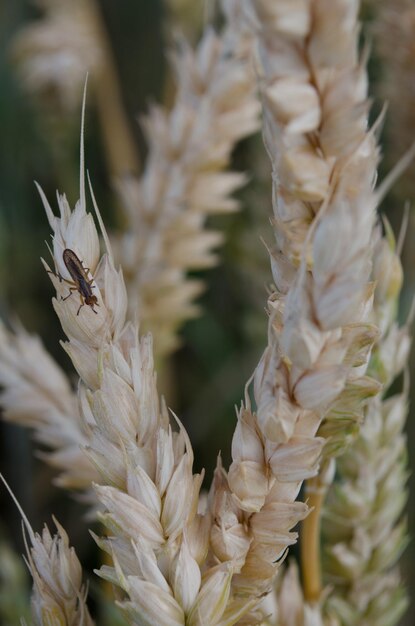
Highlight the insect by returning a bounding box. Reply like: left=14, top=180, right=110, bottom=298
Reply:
left=50, top=248, right=99, bottom=316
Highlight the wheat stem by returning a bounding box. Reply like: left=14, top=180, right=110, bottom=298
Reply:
left=301, top=485, right=325, bottom=602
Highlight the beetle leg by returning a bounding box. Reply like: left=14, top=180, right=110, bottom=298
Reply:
left=48, top=269, right=70, bottom=284
left=47, top=268, right=61, bottom=280
left=76, top=295, right=85, bottom=316
left=61, top=287, right=78, bottom=302
left=47, top=268, right=76, bottom=286
left=61, top=277, right=78, bottom=286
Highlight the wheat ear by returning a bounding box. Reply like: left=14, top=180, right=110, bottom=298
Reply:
left=11, top=0, right=103, bottom=112
left=205, top=0, right=381, bottom=619
left=36, top=127, right=267, bottom=623
left=1, top=475, right=93, bottom=626
left=0, top=322, right=99, bottom=490
left=322, top=224, right=411, bottom=626
left=115, top=3, right=260, bottom=356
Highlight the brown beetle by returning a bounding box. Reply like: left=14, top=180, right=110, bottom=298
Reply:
left=51, top=248, right=99, bottom=315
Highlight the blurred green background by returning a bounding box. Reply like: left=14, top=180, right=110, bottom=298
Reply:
left=0, top=1, right=414, bottom=624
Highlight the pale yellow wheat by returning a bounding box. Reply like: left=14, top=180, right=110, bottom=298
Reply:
left=115, top=6, right=259, bottom=355
left=322, top=226, right=411, bottom=626
left=205, top=0, right=381, bottom=620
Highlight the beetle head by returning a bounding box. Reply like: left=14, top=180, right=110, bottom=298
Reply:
left=85, top=294, right=99, bottom=307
